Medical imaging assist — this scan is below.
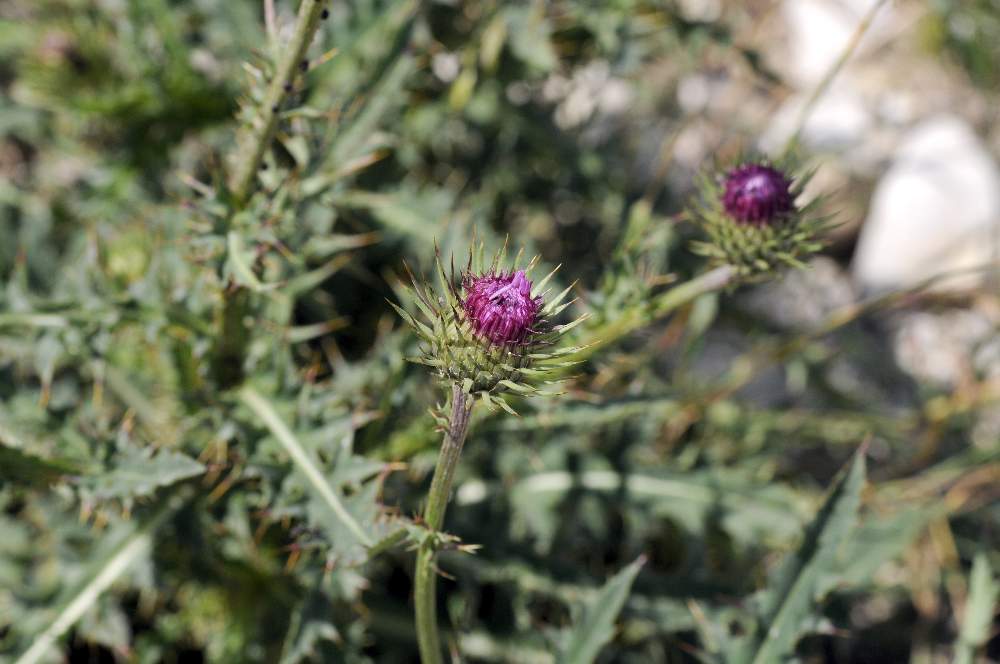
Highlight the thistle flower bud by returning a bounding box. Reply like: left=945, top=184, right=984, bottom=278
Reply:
left=722, top=163, right=794, bottom=225
left=391, top=242, right=585, bottom=410
left=690, top=157, right=831, bottom=279
left=462, top=270, right=540, bottom=345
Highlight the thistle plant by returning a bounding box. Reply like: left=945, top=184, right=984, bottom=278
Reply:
left=10, top=0, right=997, bottom=662
left=393, top=242, right=584, bottom=663
left=690, top=158, right=831, bottom=280
left=393, top=242, right=585, bottom=408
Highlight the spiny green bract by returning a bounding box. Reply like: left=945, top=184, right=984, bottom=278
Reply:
left=689, top=156, right=834, bottom=280
left=391, top=241, right=587, bottom=413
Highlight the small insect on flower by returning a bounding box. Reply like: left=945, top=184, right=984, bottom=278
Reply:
left=390, top=240, right=586, bottom=412
left=690, top=157, right=832, bottom=279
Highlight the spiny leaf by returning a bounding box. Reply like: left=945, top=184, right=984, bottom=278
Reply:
left=325, top=45, right=416, bottom=168
left=225, top=230, right=278, bottom=293
left=955, top=553, right=998, bottom=664
left=239, top=386, right=374, bottom=549
left=530, top=263, right=561, bottom=299
left=556, top=556, right=645, bottom=664
left=458, top=468, right=809, bottom=552
left=283, top=255, right=352, bottom=297
left=279, top=588, right=341, bottom=664
left=333, top=189, right=450, bottom=247
left=733, top=449, right=866, bottom=664
left=83, top=448, right=204, bottom=501
left=12, top=489, right=189, bottom=664
left=0, top=444, right=80, bottom=487
left=821, top=507, right=935, bottom=593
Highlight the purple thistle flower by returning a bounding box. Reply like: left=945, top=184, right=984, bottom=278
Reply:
left=462, top=270, right=541, bottom=345
left=721, top=163, right=794, bottom=225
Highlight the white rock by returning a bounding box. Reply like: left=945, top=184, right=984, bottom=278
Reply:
left=852, top=115, right=1000, bottom=293
left=780, top=0, right=893, bottom=88
left=761, top=82, right=873, bottom=157
left=763, top=0, right=898, bottom=161
left=551, top=61, right=633, bottom=130
left=677, top=74, right=711, bottom=114
left=677, top=0, right=721, bottom=22
left=676, top=72, right=731, bottom=116
left=892, top=310, right=996, bottom=388
left=431, top=53, right=460, bottom=83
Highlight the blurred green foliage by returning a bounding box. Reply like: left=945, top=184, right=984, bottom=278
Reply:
left=0, top=1, right=997, bottom=663
left=923, top=0, right=1000, bottom=89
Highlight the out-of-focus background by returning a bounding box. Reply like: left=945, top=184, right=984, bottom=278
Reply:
left=1, top=0, right=998, bottom=662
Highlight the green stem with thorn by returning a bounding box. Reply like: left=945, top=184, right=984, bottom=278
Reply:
left=229, top=0, right=327, bottom=205
left=414, top=383, right=473, bottom=664
left=213, top=0, right=327, bottom=388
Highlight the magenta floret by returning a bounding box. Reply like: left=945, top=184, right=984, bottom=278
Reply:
left=721, top=163, right=794, bottom=225
left=462, top=270, right=541, bottom=345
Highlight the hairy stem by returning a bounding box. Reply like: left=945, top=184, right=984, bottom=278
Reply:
left=229, top=0, right=327, bottom=204
left=212, top=287, right=252, bottom=388
left=575, top=264, right=737, bottom=362
left=213, top=0, right=327, bottom=388
left=414, top=384, right=473, bottom=664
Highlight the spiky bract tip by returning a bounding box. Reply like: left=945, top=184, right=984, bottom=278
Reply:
left=392, top=240, right=585, bottom=411
left=690, top=156, right=833, bottom=280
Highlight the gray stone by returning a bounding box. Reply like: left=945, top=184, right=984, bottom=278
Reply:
left=852, top=115, right=1000, bottom=293
left=742, top=257, right=857, bottom=331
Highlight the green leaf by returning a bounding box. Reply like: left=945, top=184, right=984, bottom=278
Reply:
left=505, top=7, right=557, bottom=73
left=12, top=490, right=188, bottom=664
left=457, top=468, right=809, bottom=553
left=822, top=507, right=934, bottom=592
left=733, top=449, right=867, bottom=664
left=556, top=556, right=645, bottom=664
left=325, top=50, right=416, bottom=167
left=76, top=596, right=130, bottom=654
left=282, top=255, right=351, bottom=297
left=0, top=444, right=80, bottom=486
left=83, top=448, right=204, bottom=500
left=279, top=586, right=342, bottom=664
left=955, top=553, right=998, bottom=664
left=302, top=232, right=379, bottom=260
left=239, top=386, right=374, bottom=549
left=225, top=231, right=277, bottom=293
left=332, top=188, right=452, bottom=247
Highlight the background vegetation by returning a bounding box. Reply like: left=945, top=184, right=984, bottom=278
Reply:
left=0, top=0, right=997, bottom=662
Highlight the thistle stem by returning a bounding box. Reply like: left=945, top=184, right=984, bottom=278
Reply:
left=229, top=0, right=326, bottom=205
left=414, top=383, right=473, bottom=664
left=783, top=0, right=889, bottom=155
left=212, top=0, right=327, bottom=388
left=574, top=264, right=737, bottom=362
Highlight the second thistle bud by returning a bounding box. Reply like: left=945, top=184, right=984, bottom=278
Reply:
left=690, top=157, right=831, bottom=279
left=392, top=242, right=584, bottom=410
left=721, top=163, right=794, bottom=225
